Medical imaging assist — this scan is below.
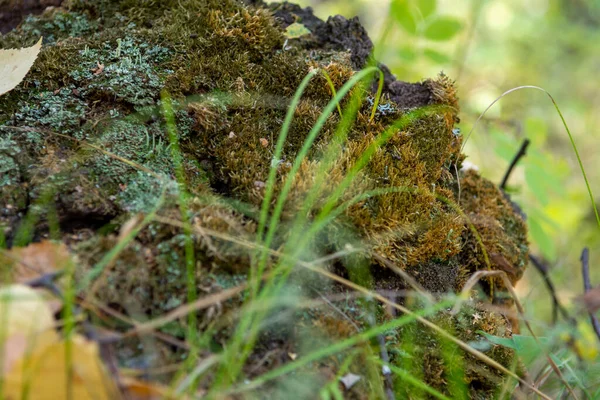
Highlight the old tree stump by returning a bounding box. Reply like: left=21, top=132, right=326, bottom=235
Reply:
left=0, top=0, right=528, bottom=398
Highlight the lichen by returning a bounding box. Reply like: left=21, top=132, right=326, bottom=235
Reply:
left=0, top=0, right=528, bottom=396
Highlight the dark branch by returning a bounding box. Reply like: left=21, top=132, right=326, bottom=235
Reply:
left=581, top=247, right=600, bottom=341
left=25, top=270, right=65, bottom=298
left=529, top=254, right=572, bottom=324
left=500, top=138, right=531, bottom=190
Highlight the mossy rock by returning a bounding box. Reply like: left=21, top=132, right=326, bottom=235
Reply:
left=0, top=0, right=528, bottom=398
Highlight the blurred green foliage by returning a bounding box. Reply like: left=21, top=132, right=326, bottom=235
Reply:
left=295, top=0, right=600, bottom=324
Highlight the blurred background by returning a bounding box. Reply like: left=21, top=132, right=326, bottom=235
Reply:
left=294, top=0, right=600, bottom=327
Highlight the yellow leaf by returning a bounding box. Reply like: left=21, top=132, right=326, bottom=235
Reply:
left=573, top=321, right=599, bottom=361
left=0, top=285, right=60, bottom=373
left=0, top=37, right=43, bottom=96
left=0, top=284, right=58, bottom=343
left=3, top=335, right=120, bottom=400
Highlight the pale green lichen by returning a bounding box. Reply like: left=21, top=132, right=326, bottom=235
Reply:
left=0, top=0, right=528, bottom=396
left=0, top=135, right=21, bottom=187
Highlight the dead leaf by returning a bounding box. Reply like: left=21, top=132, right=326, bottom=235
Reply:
left=3, top=334, right=120, bottom=400
left=2, top=334, right=28, bottom=374
left=1, top=240, right=70, bottom=283
left=92, top=61, right=105, bottom=75
left=0, top=285, right=60, bottom=373
left=0, top=37, right=43, bottom=96
left=120, top=376, right=171, bottom=400
left=0, top=284, right=58, bottom=341
left=582, top=285, right=600, bottom=314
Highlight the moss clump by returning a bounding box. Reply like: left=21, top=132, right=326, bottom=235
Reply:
left=1, top=0, right=529, bottom=397
left=458, top=170, right=528, bottom=292
left=392, top=305, right=515, bottom=400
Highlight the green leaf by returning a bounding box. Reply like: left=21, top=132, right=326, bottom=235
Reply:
left=478, top=331, right=515, bottom=348
left=524, top=117, right=548, bottom=144
left=489, top=128, right=518, bottom=162
left=285, top=22, right=311, bottom=39
left=415, top=0, right=437, bottom=19
left=525, top=164, right=553, bottom=206
left=528, top=217, right=556, bottom=260
left=423, top=48, right=451, bottom=64
left=526, top=151, right=565, bottom=194
left=512, top=335, right=549, bottom=365
left=398, top=46, right=418, bottom=61
left=423, top=17, right=462, bottom=41
left=479, top=332, right=549, bottom=366
left=391, top=0, right=418, bottom=34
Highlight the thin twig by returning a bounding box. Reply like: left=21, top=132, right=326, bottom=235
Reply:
left=500, top=138, right=530, bottom=190
left=376, top=333, right=396, bottom=400
left=581, top=247, right=600, bottom=341
left=529, top=254, right=573, bottom=324
left=370, top=252, right=434, bottom=303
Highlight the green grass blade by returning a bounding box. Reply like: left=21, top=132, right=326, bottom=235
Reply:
left=369, top=70, right=385, bottom=122
left=161, top=90, right=199, bottom=349
left=253, top=70, right=318, bottom=293
left=321, top=70, right=344, bottom=118
left=224, top=298, right=453, bottom=395
left=460, top=85, right=600, bottom=231
left=373, top=359, right=452, bottom=400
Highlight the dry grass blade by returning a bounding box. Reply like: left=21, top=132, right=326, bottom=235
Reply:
left=122, top=284, right=248, bottom=338
left=370, top=252, right=434, bottom=303
left=453, top=269, right=578, bottom=399
left=79, top=297, right=190, bottom=350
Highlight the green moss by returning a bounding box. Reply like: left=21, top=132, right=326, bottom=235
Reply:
left=392, top=306, right=515, bottom=400
left=1, top=0, right=529, bottom=395
left=458, top=170, right=529, bottom=292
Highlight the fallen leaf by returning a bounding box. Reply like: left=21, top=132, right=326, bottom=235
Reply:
left=581, top=285, right=600, bottom=314
left=120, top=376, right=171, bottom=400
left=0, top=37, right=43, bottom=96
left=0, top=284, right=58, bottom=342
left=1, top=240, right=70, bottom=283
left=0, top=285, right=59, bottom=373
left=92, top=61, right=105, bottom=75
left=2, top=334, right=28, bottom=374
left=3, top=334, right=121, bottom=400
